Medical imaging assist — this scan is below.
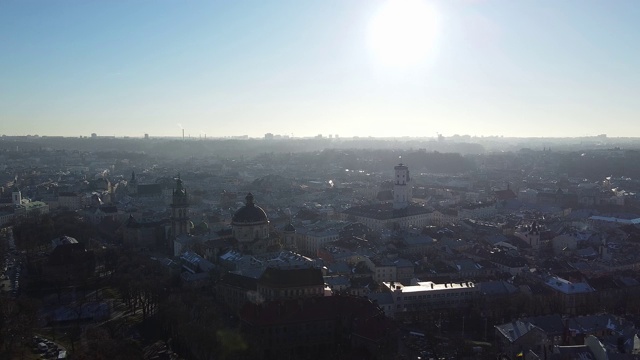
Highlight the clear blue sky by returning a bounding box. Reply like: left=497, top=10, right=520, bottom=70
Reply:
left=1, top=0, right=639, bottom=138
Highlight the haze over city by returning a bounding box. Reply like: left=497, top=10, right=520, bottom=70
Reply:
left=2, top=0, right=640, bottom=138
left=7, top=2, right=640, bottom=359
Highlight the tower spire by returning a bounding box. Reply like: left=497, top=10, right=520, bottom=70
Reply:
left=170, top=176, right=190, bottom=252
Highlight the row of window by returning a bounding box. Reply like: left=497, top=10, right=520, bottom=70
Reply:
left=400, top=291, right=474, bottom=301
left=397, top=299, right=467, bottom=309
left=259, top=287, right=323, bottom=297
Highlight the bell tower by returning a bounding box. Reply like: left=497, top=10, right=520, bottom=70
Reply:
left=129, top=171, right=138, bottom=195
left=12, top=186, right=22, bottom=206
left=393, top=162, right=411, bottom=210
left=283, top=222, right=297, bottom=251
left=170, top=175, right=189, bottom=237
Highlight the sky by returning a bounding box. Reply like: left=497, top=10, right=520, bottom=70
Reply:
left=1, top=0, right=639, bottom=138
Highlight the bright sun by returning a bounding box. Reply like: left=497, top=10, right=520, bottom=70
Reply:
left=368, top=0, right=439, bottom=68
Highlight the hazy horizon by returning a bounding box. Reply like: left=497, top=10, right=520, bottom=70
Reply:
left=2, top=0, right=639, bottom=138
left=0, top=133, right=631, bottom=141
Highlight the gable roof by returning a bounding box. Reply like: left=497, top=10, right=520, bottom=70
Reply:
left=545, top=276, right=594, bottom=294
left=568, top=314, right=624, bottom=334
left=495, top=320, right=544, bottom=343
left=552, top=345, right=596, bottom=359
left=527, top=314, right=565, bottom=336
left=477, top=280, right=519, bottom=296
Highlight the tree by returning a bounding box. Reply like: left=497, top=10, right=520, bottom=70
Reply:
left=0, top=296, right=40, bottom=358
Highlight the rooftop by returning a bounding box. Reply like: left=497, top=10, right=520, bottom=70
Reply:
left=495, top=320, right=541, bottom=343
left=343, top=202, right=431, bottom=220
left=259, top=267, right=324, bottom=288
left=545, top=276, right=594, bottom=294
left=385, top=280, right=476, bottom=293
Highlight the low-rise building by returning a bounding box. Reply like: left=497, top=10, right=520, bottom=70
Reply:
left=295, top=223, right=340, bottom=257
left=341, top=203, right=432, bottom=231
left=15, top=200, right=49, bottom=217
left=544, top=275, right=595, bottom=315
left=0, top=206, right=15, bottom=226
left=58, top=192, right=82, bottom=210
left=494, top=320, right=549, bottom=360
left=257, top=267, right=325, bottom=301
left=458, top=201, right=497, bottom=220
left=382, top=280, right=478, bottom=318
left=216, top=272, right=259, bottom=312
left=122, top=215, right=168, bottom=251
left=371, top=257, right=398, bottom=283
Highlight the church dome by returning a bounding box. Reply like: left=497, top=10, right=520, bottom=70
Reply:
left=232, top=193, right=268, bottom=224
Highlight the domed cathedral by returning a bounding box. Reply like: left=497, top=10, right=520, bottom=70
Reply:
left=170, top=175, right=190, bottom=239
left=231, top=193, right=272, bottom=254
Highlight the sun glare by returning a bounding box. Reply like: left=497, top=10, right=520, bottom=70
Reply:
left=368, top=0, right=439, bottom=68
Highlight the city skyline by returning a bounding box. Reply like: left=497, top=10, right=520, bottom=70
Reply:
left=2, top=0, right=639, bottom=138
